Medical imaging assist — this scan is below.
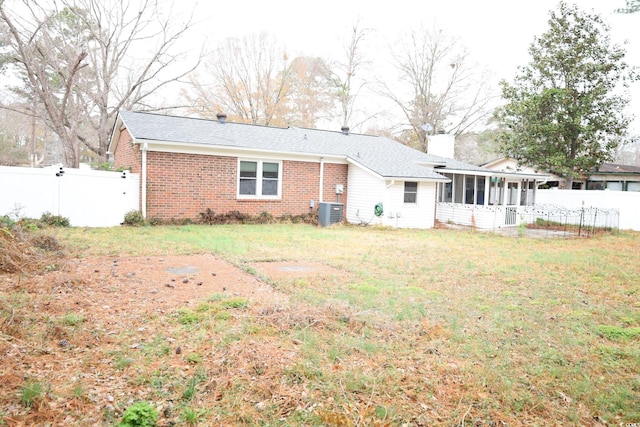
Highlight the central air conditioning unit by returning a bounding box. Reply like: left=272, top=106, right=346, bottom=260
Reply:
left=318, top=202, right=343, bottom=227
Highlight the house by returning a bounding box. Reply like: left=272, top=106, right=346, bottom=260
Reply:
left=483, top=157, right=640, bottom=191
left=585, top=163, right=640, bottom=191
left=481, top=157, right=564, bottom=189
left=107, top=111, right=545, bottom=229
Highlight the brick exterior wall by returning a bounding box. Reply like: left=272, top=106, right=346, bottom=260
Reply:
left=113, top=128, right=141, bottom=174
left=112, top=132, right=348, bottom=221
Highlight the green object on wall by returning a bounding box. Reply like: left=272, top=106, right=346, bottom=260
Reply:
left=374, top=203, right=384, bottom=217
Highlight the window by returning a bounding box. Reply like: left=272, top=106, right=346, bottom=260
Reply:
left=238, top=160, right=281, bottom=198
left=404, top=181, right=418, bottom=203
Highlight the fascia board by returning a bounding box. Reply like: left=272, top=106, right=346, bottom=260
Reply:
left=439, top=167, right=548, bottom=180
left=106, top=114, right=124, bottom=155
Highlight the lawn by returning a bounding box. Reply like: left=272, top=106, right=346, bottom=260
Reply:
left=2, top=224, right=639, bottom=426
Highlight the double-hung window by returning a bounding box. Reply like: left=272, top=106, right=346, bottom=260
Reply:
left=404, top=181, right=418, bottom=203
left=238, top=160, right=281, bottom=198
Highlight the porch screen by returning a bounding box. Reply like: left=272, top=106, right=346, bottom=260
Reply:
left=465, top=176, right=475, bottom=204
left=476, top=177, right=485, bottom=205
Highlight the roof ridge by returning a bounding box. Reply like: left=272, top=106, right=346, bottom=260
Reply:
left=121, top=110, right=380, bottom=137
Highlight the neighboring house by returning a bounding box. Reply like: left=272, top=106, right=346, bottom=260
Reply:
left=482, top=157, right=564, bottom=188
left=483, top=157, right=640, bottom=191
left=107, top=111, right=545, bottom=229
left=585, top=163, right=640, bottom=191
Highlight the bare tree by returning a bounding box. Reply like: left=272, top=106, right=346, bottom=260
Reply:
left=328, top=21, right=371, bottom=130
left=285, top=56, right=334, bottom=128
left=1, top=0, right=201, bottom=167
left=380, top=26, right=496, bottom=153
left=1, top=1, right=88, bottom=166
left=185, top=33, right=292, bottom=126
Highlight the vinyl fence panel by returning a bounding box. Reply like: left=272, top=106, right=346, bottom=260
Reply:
left=1, top=165, right=139, bottom=227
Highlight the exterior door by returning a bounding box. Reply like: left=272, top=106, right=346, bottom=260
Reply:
left=505, top=182, right=519, bottom=225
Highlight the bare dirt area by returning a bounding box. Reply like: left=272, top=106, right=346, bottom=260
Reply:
left=0, top=253, right=292, bottom=426
left=40, top=253, right=283, bottom=314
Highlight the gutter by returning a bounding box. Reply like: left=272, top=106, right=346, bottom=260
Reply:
left=141, top=142, right=148, bottom=218
left=319, top=157, right=324, bottom=203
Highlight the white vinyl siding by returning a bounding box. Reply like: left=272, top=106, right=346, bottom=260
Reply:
left=345, top=166, right=436, bottom=229
left=346, top=166, right=387, bottom=226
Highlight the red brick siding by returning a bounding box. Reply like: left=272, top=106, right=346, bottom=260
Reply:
left=140, top=151, right=348, bottom=222
left=322, top=163, right=348, bottom=205
left=113, top=129, right=141, bottom=174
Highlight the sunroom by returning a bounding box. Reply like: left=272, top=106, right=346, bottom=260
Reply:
left=435, top=169, right=546, bottom=229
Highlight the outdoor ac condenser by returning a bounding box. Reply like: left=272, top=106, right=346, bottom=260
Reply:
left=318, top=202, right=343, bottom=227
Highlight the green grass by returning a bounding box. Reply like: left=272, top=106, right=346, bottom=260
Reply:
left=20, top=379, right=45, bottom=408
left=7, top=224, right=640, bottom=425
left=60, top=312, right=84, bottom=326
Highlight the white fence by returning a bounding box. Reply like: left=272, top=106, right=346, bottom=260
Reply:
left=1, top=165, right=139, bottom=227
left=537, top=189, right=640, bottom=231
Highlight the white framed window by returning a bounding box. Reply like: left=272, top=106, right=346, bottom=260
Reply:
left=238, top=160, right=282, bottom=199
left=404, top=181, right=418, bottom=203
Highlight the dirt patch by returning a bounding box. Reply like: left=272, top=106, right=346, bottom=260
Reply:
left=8, top=253, right=283, bottom=316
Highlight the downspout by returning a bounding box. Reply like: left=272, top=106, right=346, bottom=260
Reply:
left=141, top=142, right=148, bottom=218
left=319, top=157, right=324, bottom=203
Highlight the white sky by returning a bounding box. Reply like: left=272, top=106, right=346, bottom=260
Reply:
left=187, top=0, right=640, bottom=133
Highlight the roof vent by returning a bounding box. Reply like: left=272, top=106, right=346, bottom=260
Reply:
left=341, top=126, right=349, bottom=135
left=216, top=113, right=227, bottom=124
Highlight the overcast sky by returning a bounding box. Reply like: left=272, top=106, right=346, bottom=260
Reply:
left=187, top=0, right=639, bottom=132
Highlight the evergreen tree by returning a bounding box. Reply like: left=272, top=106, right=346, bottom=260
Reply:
left=496, top=2, right=638, bottom=187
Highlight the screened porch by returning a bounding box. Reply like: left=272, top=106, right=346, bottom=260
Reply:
left=435, top=172, right=543, bottom=229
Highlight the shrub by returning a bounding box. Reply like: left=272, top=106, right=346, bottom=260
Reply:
left=123, top=210, right=145, bottom=226
left=39, top=212, right=70, bottom=227
left=1, top=215, right=15, bottom=228
left=198, top=209, right=317, bottom=225
left=117, top=401, right=158, bottom=427
left=92, top=162, right=114, bottom=171
left=31, top=234, right=62, bottom=251
left=200, top=208, right=216, bottom=225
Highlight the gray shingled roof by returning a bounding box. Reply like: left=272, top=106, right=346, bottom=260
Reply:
left=596, top=163, right=640, bottom=174
left=117, top=111, right=487, bottom=180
